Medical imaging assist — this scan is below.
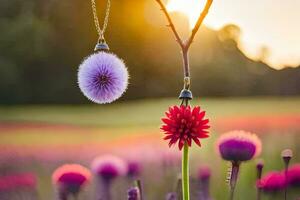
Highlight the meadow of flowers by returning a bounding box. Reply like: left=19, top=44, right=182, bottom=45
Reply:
left=0, top=101, right=299, bottom=200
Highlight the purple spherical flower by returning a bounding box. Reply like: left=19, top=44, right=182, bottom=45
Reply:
left=91, top=155, right=127, bottom=181
left=78, top=52, right=129, bottom=104
left=257, top=171, right=286, bottom=193
left=216, top=130, right=262, bottom=162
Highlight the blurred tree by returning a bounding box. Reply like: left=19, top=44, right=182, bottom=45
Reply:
left=0, top=0, right=299, bottom=104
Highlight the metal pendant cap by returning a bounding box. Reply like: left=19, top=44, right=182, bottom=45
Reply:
left=94, top=39, right=110, bottom=52
left=179, top=89, right=193, bottom=100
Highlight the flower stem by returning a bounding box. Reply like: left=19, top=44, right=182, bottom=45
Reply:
left=229, top=162, right=240, bottom=200
left=182, top=143, right=190, bottom=200
left=284, top=163, right=289, bottom=200
left=98, top=179, right=111, bottom=200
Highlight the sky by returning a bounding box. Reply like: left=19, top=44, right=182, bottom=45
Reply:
left=165, top=0, right=300, bottom=69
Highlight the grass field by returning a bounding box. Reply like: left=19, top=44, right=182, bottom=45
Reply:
left=0, top=97, right=300, bottom=200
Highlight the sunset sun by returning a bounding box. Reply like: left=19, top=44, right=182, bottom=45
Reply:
left=166, top=0, right=208, bottom=29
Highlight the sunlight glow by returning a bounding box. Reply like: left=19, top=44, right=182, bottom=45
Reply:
left=166, top=0, right=205, bottom=29
left=166, top=0, right=300, bottom=69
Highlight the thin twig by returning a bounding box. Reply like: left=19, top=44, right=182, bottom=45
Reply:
left=155, top=0, right=184, bottom=48
left=155, top=0, right=213, bottom=51
left=185, top=0, right=213, bottom=49
left=155, top=0, right=213, bottom=79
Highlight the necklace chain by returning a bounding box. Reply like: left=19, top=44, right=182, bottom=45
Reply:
left=91, top=0, right=111, bottom=39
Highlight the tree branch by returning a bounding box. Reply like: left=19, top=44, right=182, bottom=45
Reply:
left=185, top=0, right=213, bottom=49
left=155, top=0, right=184, bottom=48
left=154, top=0, right=213, bottom=85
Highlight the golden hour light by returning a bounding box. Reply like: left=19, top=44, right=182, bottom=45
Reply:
left=166, top=0, right=300, bottom=69
left=2, top=1, right=300, bottom=200
left=166, top=0, right=206, bottom=29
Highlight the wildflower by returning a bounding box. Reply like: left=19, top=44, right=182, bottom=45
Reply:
left=161, top=105, right=210, bottom=150
left=281, top=149, right=293, bottom=166
left=256, top=159, right=264, bottom=200
left=91, top=155, right=127, bottom=180
left=0, top=173, right=36, bottom=192
left=78, top=52, right=129, bottom=104
left=127, top=187, right=140, bottom=200
left=257, top=172, right=286, bottom=193
left=52, top=164, right=91, bottom=199
left=91, top=155, right=127, bottom=200
left=217, top=130, right=262, bottom=162
left=197, top=166, right=212, bottom=200
left=281, top=149, right=293, bottom=200
left=287, top=164, right=300, bottom=187
left=216, top=131, right=262, bottom=200
left=198, top=166, right=211, bottom=181
left=127, top=161, right=141, bottom=179
left=256, top=159, right=264, bottom=176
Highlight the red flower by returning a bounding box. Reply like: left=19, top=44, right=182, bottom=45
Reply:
left=161, top=105, right=210, bottom=150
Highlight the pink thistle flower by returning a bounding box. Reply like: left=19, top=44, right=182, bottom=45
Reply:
left=52, top=164, right=91, bottom=196
left=198, top=166, right=211, bottom=181
left=91, top=155, right=127, bottom=200
left=257, top=171, right=286, bottom=193
left=287, top=164, right=300, bottom=187
left=0, top=173, right=37, bottom=192
left=78, top=52, right=129, bottom=104
left=197, top=166, right=212, bottom=200
left=161, top=105, right=210, bottom=150
left=91, top=155, right=127, bottom=181
left=216, top=130, right=262, bottom=162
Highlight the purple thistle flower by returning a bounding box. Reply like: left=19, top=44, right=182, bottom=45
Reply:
left=216, top=130, right=262, bottom=162
left=198, top=166, right=211, bottom=182
left=91, top=155, right=127, bottom=181
left=127, top=161, right=141, bottom=179
left=91, top=155, right=127, bottom=200
left=216, top=131, right=262, bottom=200
left=198, top=166, right=212, bottom=200
left=78, top=52, right=129, bottom=104
left=256, top=159, right=264, bottom=200
left=127, top=187, right=140, bottom=200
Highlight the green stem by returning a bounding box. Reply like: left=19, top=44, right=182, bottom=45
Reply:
left=182, top=143, right=190, bottom=200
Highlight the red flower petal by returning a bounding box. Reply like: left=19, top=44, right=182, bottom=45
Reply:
left=192, top=137, right=201, bottom=147
left=161, top=105, right=210, bottom=150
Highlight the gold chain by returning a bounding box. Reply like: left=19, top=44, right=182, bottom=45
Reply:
left=91, top=0, right=111, bottom=39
